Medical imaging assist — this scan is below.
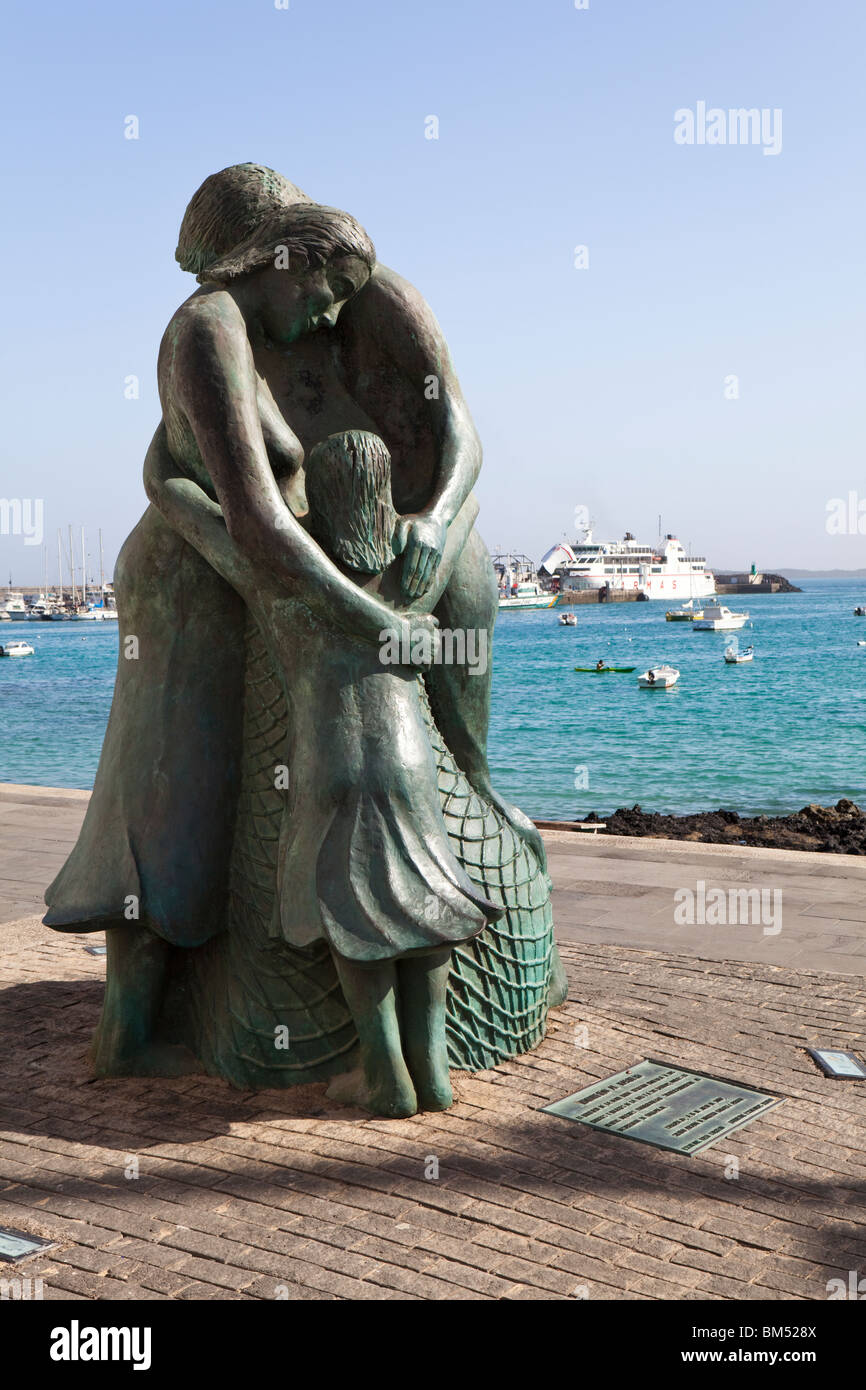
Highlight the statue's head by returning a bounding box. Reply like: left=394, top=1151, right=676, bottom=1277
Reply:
left=176, top=163, right=311, bottom=276
left=199, top=203, right=376, bottom=346
left=305, top=431, right=396, bottom=575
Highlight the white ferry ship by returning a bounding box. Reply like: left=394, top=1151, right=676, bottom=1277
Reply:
left=540, top=529, right=716, bottom=601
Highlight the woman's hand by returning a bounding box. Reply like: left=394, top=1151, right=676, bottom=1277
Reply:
left=380, top=612, right=440, bottom=670
left=393, top=515, right=447, bottom=600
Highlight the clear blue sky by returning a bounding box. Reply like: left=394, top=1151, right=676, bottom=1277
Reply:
left=2, top=0, right=864, bottom=584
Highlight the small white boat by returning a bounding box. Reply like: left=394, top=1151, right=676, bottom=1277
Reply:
left=855, top=607, right=866, bottom=617
left=692, top=603, right=749, bottom=631
left=0, top=640, right=35, bottom=657
left=724, top=645, right=754, bottom=664
left=638, top=664, right=680, bottom=688
left=558, top=612, right=577, bottom=626
left=858, top=641, right=866, bottom=647
left=665, top=599, right=702, bottom=622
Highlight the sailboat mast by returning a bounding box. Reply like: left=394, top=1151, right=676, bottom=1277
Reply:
left=81, top=525, right=86, bottom=605
left=68, top=525, right=76, bottom=607
left=57, top=529, right=63, bottom=606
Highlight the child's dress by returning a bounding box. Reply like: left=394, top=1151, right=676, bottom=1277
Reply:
left=264, top=600, right=501, bottom=962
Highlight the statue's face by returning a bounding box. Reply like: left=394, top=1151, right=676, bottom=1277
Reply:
left=257, top=255, right=370, bottom=346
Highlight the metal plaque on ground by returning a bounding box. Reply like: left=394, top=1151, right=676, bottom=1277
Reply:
left=544, top=1058, right=782, bottom=1155
left=0, top=1227, right=57, bottom=1262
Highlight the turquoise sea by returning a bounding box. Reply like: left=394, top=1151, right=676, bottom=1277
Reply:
left=2, top=578, right=866, bottom=818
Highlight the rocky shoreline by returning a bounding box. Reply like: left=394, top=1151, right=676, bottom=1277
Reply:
left=579, top=799, right=866, bottom=855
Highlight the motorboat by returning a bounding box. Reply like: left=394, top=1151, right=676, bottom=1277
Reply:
left=638, top=665, right=680, bottom=688
left=558, top=612, right=577, bottom=626
left=692, top=603, right=749, bottom=631
left=0, top=640, right=35, bottom=657
left=724, top=645, right=754, bottom=664
left=498, top=579, right=557, bottom=611
left=855, top=607, right=866, bottom=617
left=2, top=592, right=28, bottom=620
left=28, top=595, right=55, bottom=620
left=494, top=553, right=558, bottom=610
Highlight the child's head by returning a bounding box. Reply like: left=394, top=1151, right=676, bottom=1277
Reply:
left=305, top=431, right=396, bottom=574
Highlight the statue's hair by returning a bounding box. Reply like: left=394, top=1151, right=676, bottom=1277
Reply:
left=306, top=432, right=396, bottom=574
left=176, top=163, right=311, bottom=275
left=198, top=203, right=376, bottom=285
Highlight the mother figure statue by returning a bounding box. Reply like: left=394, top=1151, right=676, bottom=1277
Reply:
left=44, top=165, right=564, bottom=1118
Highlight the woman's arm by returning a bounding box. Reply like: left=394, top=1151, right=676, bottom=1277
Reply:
left=144, top=423, right=438, bottom=661
left=158, top=304, right=429, bottom=650
left=350, top=266, right=482, bottom=599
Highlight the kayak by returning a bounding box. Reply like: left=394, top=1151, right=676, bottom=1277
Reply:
left=574, top=666, right=636, bottom=674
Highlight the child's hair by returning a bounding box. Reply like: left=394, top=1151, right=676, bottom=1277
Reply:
left=198, top=203, right=376, bottom=285
left=176, top=163, right=310, bottom=276
left=305, top=431, right=396, bottom=574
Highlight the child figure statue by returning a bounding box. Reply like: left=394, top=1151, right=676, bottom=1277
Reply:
left=254, top=428, right=501, bottom=1116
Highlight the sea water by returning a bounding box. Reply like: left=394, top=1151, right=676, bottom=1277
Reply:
left=2, top=578, right=865, bottom=818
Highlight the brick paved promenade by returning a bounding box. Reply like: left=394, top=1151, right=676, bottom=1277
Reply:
left=1, top=787, right=864, bottom=1300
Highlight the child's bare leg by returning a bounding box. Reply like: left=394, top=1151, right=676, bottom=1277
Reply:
left=330, top=954, right=418, bottom=1118
left=398, top=947, right=453, bottom=1112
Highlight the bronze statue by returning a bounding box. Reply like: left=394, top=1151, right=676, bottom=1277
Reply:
left=45, top=165, right=565, bottom=1116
